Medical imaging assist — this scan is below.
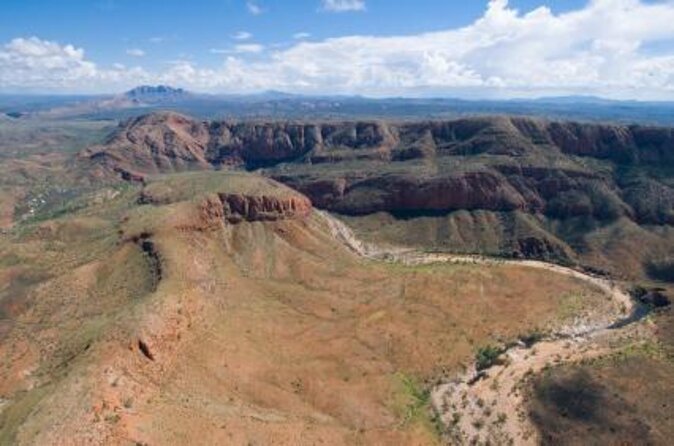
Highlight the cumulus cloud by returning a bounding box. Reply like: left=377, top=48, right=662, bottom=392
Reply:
left=234, top=43, right=264, bottom=53
left=232, top=31, right=253, bottom=41
left=192, top=0, right=674, bottom=98
left=293, top=32, right=311, bottom=40
left=321, top=0, right=366, bottom=12
left=246, top=1, right=264, bottom=15
left=2, top=1, right=674, bottom=99
left=126, top=48, right=145, bottom=57
left=0, top=37, right=148, bottom=91
left=210, top=43, right=265, bottom=55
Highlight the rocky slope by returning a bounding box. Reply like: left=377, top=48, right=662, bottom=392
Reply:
left=0, top=169, right=616, bottom=445
left=82, top=112, right=674, bottom=169
left=80, top=112, right=674, bottom=276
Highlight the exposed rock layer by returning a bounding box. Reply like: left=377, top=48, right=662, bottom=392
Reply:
left=138, top=172, right=313, bottom=225
left=83, top=112, right=674, bottom=169
left=81, top=112, right=674, bottom=268
left=217, top=193, right=312, bottom=223
left=82, top=112, right=674, bottom=223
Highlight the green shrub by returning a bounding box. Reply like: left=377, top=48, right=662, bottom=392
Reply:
left=475, top=345, right=503, bottom=371
left=520, top=329, right=546, bottom=347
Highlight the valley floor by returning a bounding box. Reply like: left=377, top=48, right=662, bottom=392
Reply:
left=319, top=211, right=663, bottom=445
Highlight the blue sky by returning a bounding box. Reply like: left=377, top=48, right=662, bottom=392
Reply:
left=1, top=0, right=673, bottom=99
left=1, top=0, right=587, bottom=68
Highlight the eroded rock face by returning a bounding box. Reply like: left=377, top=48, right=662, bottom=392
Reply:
left=142, top=188, right=313, bottom=225
left=277, top=171, right=531, bottom=215
left=85, top=112, right=674, bottom=170
left=82, top=112, right=674, bottom=226
left=217, top=193, right=312, bottom=223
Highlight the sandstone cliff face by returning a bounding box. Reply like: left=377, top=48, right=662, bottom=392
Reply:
left=184, top=193, right=313, bottom=227
left=138, top=171, right=313, bottom=225
left=276, top=170, right=532, bottom=216
left=84, top=112, right=674, bottom=169
left=82, top=112, right=674, bottom=226
left=217, top=193, right=312, bottom=223
left=83, top=113, right=407, bottom=173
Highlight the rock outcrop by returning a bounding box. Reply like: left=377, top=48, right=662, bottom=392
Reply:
left=217, top=193, right=312, bottom=223
left=138, top=171, right=313, bottom=225
left=81, top=112, right=674, bottom=265
left=83, top=112, right=674, bottom=169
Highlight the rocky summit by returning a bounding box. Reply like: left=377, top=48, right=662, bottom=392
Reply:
left=124, top=85, right=190, bottom=102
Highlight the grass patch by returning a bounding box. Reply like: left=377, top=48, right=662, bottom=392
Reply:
left=23, top=200, right=89, bottom=224
left=392, top=373, right=443, bottom=439
left=0, top=252, right=22, bottom=268
left=396, top=373, right=431, bottom=425
left=594, top=341, right=673, bottom=366
left=0, top=385, right=52, bottom=444
left=558, top=292, right=585, bottom=320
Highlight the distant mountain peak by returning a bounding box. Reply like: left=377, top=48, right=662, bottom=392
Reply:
left=124, top=85, right=189, bottom=100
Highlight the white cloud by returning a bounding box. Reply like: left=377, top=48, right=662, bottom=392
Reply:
left=126, top=48, right=145, bottom=57
left=293, top=32, right=311, bottom=40
left=0, top=37, right=148, bottom=92
left=3, top=1, right=674, bottom=99
left=321, top=0, right=366, bottom=13
left=246, top=1, right=264, bottom=15
left=0, top=37, right=97, bottom=89
left=234, top=44, right=264, bottom=53
left=210, top=43, right=265, bottom=55
left=186, top=0, right=674, bottom=99
left=232, top=31, right=253, bottom=41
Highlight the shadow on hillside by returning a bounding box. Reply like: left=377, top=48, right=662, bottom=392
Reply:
left=529, top=369, right=653, bottom=445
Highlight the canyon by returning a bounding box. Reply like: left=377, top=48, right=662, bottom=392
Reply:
left=0, top=111, right=672, bottom=445
left=82, top=112, right=674, bottom=278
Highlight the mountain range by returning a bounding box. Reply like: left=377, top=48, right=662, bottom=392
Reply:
left=80, top=111, right=674, bottom=280
left=2, top=86, right=674, bottom=125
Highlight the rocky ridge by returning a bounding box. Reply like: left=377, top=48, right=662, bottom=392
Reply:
left=80, top=112, right=674, bottom=273
left=137, top=170, right=313, bottom=226
left=82, top=112, right=674, bottom=222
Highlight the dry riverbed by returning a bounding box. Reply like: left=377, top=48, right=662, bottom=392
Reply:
left=318, top=210, right=651, bottom=445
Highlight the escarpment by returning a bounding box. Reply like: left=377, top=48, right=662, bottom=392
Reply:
left=217, top=193, right=312, bottom=223
left=190, top=192, right=312, bottom=225
left=81, top=112, right=674, bottom=271
left=82, top=111, right=674, bottom=171
left=137, top=170, right=313, bottom=226
left=275, top=170, right=532, bottom=216
left=80, top=112, right=674, bottom=222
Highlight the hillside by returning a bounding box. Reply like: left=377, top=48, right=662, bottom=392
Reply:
left=80, top=112, right=674, bottom=279
left=0, top=111, right=672, bottom=444
left=0, top=170, right=615, bottom=444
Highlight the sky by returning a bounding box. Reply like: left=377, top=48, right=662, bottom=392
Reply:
left=0, top=0, right=673, bottom=99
